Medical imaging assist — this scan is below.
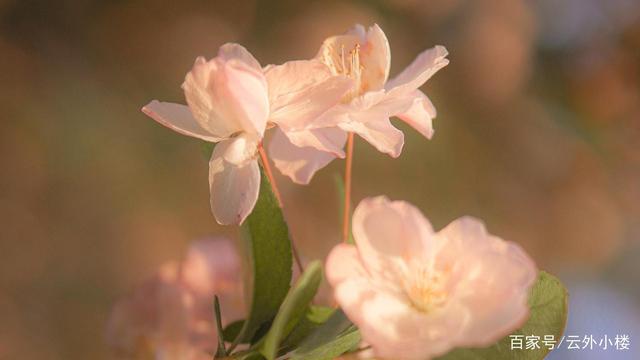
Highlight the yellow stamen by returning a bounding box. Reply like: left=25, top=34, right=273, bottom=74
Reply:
left=404, top=267, right=449, bottom=313
left=324, top=41, right=364, bottom=101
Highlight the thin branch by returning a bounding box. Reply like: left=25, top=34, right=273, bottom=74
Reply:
left=342, top=132, right=355, bottom=243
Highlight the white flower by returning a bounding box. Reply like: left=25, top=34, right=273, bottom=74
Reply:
left=270, top=24, right=449, bottom=184
left=143, top=44, right=351, bottom=223
left=326, top=196, right=537, bottom=360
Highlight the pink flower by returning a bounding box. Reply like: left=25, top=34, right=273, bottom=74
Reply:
left=269, top=126, right=346, bottom=184
left=318, top=24, right=449, bottom=156
left=265, top=60, right=352, bottom=184
left=107, top=238, right=243, bottom=359
left=143, top=44, right=351, bottom=223
left=326, top=197, right=537, bottom=360
left=270, top=24, right=449, bottom=185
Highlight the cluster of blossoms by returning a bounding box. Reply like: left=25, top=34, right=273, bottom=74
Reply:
left=142, top=24, right=447, bottom=225
left=111, top=24, right=539, bottom=360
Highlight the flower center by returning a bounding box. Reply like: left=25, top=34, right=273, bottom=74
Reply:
left=323, top=43, right=363, bottom=101
left=404, top=267, right=449, bottom=313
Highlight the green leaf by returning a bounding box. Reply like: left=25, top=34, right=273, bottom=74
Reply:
left=201, top=141, right=215, bottom=159
left=436, top=271, right=569, bottom=360
left=290, top=309, right=361, bottom=360
left=214, top=296, right=228, bottom=358
left=259, top=261, right=324, bottom=360
left=224, top=320, right=271, bottom=346
left=282, top=306, right=336, bottom=349
left=232, top=351, right=265, bottom=360
left=230, top=169, right=293, bottom=349
left=223, top=320, right=245, bottom=344
left=304, top=306, right=336, bottom=323
left=291, top=329, right=361, bottom=360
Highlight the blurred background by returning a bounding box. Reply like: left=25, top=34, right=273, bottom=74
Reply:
left=1, top=0, right=639, bottom=358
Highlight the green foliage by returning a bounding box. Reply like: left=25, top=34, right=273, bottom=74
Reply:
left=222, top=320, right=245, bottom=344
left=214, top=296, right=228, bottom=357
left=282, top=305, right=335, bottom=349
left=231, top=169, right=293, bottom=348
left=234, top=352, right=265, bottom=360
left=201, top=141, right=215, bottom=159
left=259, top=261, right=324, bottom=360
left=291, top=330, right=361, bottom=360
left=436, top=271, right=569, bottom=360
left=290, top=310, right=361, bottom=360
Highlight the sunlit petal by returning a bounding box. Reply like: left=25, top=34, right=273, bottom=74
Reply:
left=208, top=140, right=260, bottom=225
left=269, top=128, right=338, bottom=184
left=395, top=90, right=437, bottom=139
left=385, top=45, right=449, bottom=98
left=142, top=101, right=222, bottom=142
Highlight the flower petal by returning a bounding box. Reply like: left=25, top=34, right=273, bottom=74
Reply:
left=351, top=196, right=435, bottom=278
left=339, top=117, right=404, bottom=157
left=316, top=32, right=361, bottom=74
left=142, top=101, right=222, bottom=142
left=180, top=238, right=245, bottom=350
left=385, top=45, right=449, bottom=98
left=219, top=60, right=270, bottom=137
left=331, top=272, right=467, bottom=360
left=265, top=60, right=353, bottom=130
left=280, top=126, right=347, bottom=158
left=325, top=243, right=369, bottom=286
left=208, top=140, right=260, bottom=225
left=218, top=43, right=262, bottom=71
left=182, top=57, right=238, bottom=138
left=357, top=23, right=391, bottom=92
left=182, top=55, right=269, bottom=138
left=181, top=238, right=242, bottom=299
left=312, top=87, right=413, bottom=130
left=221, top=133, right=260, bottom=166
left=316, top=24, right=390, bottom=93
left=436, top=217, right=538, bottom=347
left=395, top=90, right=437, bottom=139
left=269, top=128, right=338, bottom=185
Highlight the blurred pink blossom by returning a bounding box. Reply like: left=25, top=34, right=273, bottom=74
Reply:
left=143, top=44, right=351, bottom=223
left=107, top=238, right=243, bottom=359
left=326, top=196, right=537, bottom=360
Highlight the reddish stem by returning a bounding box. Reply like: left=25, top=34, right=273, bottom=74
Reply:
left=342, top=132, right=355, bottom=243
left=258, top=144, right=283, bottom=206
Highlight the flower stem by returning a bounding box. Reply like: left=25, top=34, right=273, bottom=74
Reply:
left=257, top=143, right=305, bottom=274
left=342, top=132, right=355, bottom=243
left=257, top=144, right=283, bottom=206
